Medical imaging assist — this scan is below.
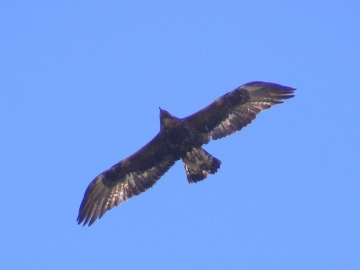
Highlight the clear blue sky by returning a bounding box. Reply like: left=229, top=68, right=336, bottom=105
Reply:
left=1, top=1, right=359, bottom=269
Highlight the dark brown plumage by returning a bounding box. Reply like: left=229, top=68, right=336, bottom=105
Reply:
left=77, top=81, right=295, bottom=226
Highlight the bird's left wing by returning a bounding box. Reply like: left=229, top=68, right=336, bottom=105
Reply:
left=183, top=81, right=295, bottom=141
left=77, top=133, right=177, bottom=226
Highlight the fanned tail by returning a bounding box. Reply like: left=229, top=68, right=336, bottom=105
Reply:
left=182, top=147, right=221, bottom=183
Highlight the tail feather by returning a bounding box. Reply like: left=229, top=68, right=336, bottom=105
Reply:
left=182, top=147, right=221, bottom=183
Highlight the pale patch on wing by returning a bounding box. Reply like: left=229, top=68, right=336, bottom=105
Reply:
left=212, top=104, right=261, bottom=139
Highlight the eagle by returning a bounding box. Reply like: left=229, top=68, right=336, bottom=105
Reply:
left=77, top=81, right=295, bottom=226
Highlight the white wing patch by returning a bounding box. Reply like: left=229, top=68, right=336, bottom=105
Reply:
left=212, top=105, right=260, bottom=140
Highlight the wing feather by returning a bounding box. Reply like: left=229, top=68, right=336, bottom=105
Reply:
left=77, top=134, right=177, bottom=226
left=184, top=81, right=295, bottom=140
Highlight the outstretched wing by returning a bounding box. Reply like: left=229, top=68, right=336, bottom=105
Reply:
left=183, top=81, right=295, bottom=140
left=77, top=134, right=177, bottom=226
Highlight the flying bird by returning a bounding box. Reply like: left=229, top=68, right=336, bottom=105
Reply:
left=77, top=81, right=295, bottom=226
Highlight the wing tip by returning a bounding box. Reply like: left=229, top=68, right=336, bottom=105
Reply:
left=242, top=81, right=296, bottom=102
left=76, top=177, right=106, bottom=227
left=76, top=209, right=92, bottom=227
left=242, top=81, right=296, bottom=93
left=77, top=210, right=100, bottom=227
left=76, top=217, right=89, bottom=227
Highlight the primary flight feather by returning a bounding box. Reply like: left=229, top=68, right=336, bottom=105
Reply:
left=77, top=81, right=295, bottom=226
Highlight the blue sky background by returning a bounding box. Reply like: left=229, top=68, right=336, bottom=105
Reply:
left=1, top=1, right=359, bottom=269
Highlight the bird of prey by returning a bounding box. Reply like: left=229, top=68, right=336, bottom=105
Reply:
left=77, top=81, right=295, bottom=226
